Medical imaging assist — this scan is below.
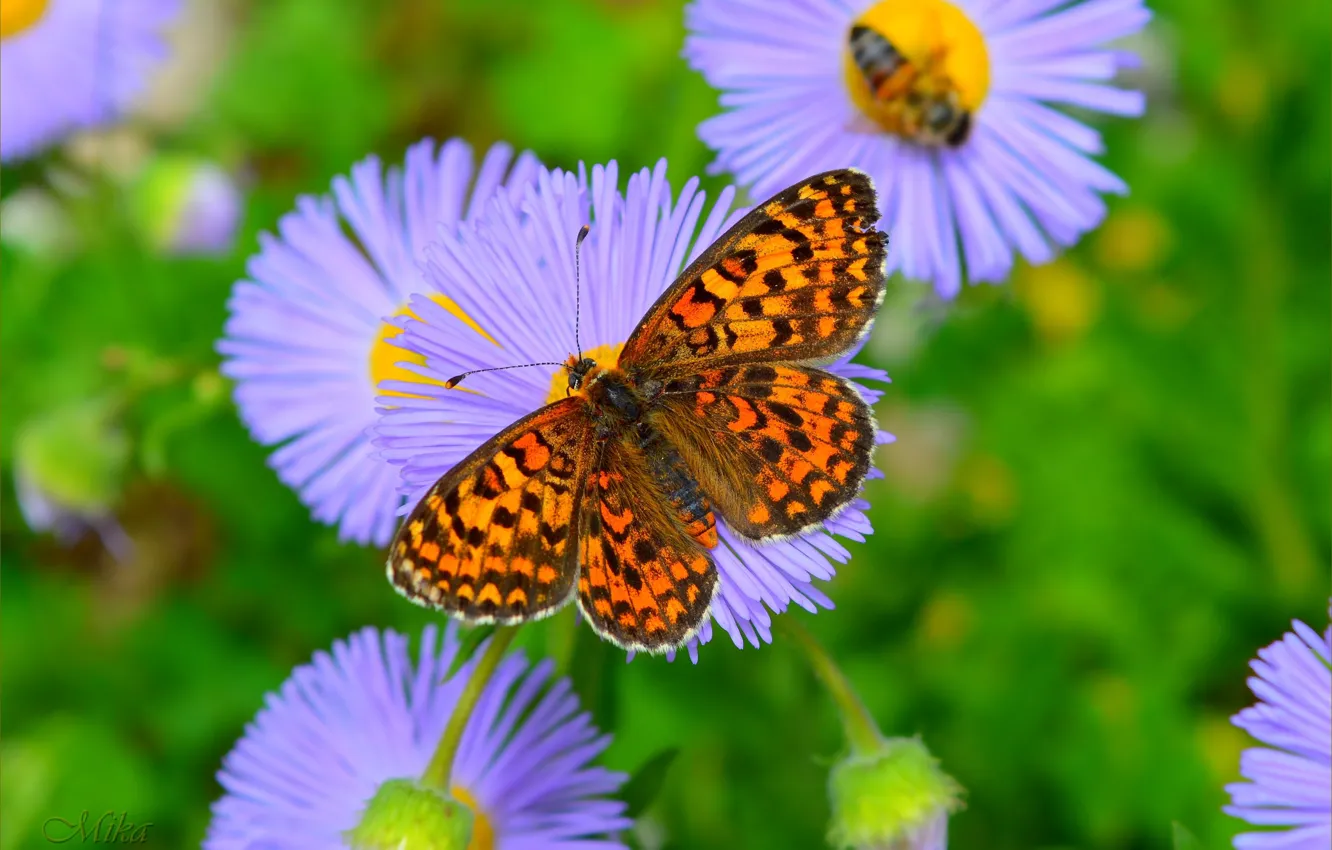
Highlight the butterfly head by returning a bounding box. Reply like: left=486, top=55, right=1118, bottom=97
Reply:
left=565, top=355, right=599, bottom=394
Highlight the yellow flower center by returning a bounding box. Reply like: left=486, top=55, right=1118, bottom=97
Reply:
left=1, top=0, right=50, bottom=39
left=450, top=785, right=495, bottom=850
left=369, top=295, right=495, bottom=398
left=844, top=0, right=990, bottom=142
left=543, top=341, right=623, bottom=405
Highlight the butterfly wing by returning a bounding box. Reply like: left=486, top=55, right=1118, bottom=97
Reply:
left=619, top=169, right=887, bottom=380
left=577, top=435, right=717, bottom=652
left=647, top=363, right=876, bottom=540
left=387, top=397, right=595, bottom=623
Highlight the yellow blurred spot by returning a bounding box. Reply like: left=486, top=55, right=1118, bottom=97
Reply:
left=369, top=294, right=493, bottom=398
left=451, top=785, right=495, bottom=850
left=1197, top=713, right=1248, bottom=785
left=959, top=453, right=1016, bottom=526
left=1094, top=207, right=1173, bottom=273
left=1215, top=56, right=1269, bottom=127
left=192, top=371, right=225, bottom=404
left=1134, top=281, right=1197, bottom=331
left=1016, top=260, right=1102, bottom=343
left=918, top=591, right=974, bottom=649
left=847, top=0, right=990, bottom=112
left=544, top=342, right=623, bottom=404
left=1088, top=674, right=1136, bottom=724
left=1, top=0, right=48, bottom=39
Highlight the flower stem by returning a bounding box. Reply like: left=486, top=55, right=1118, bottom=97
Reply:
left=421, top=624, right=521, bottom=791
left=1241, top=195, right=1319, bottom=599
left=781, top=617, right=883, bottom=755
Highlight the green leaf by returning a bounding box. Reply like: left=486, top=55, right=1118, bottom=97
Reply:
left=621, top=748, right=680, bottom=821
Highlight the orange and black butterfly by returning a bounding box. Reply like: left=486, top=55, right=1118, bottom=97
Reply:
left=386, top=169, right=888, bottom=652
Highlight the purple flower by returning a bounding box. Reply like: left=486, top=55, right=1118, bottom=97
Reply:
left=1, top=0, right=179, bottom=162
left=1225, top=607, right=1331, bottom=850
left=374, top=159, right=891, bottom=660
left=684, top=0, right=1150, bottom=297
left=218, top=139, right=538, bottom=546
left=205, top=624, right=630, bottom=849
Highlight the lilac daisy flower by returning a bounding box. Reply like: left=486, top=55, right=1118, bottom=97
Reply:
left=684, top=0, right=1150, bottom=297
left=374, top=160, right=891, bottom=661
left=1225, top=607, right=1331, bottom=850
left=205, top=624, right=631, bottom=849
left=218, top=139, right=539, bottom=546
left=1, top=0, right=179, bottom=162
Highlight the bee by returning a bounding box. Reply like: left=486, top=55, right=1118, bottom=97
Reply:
left=848, top=24, right=972, bottom=148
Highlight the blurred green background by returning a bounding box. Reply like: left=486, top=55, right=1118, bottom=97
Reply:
left=2, top=0, right=1328, bottom=848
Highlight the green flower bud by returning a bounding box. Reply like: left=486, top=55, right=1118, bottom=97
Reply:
left=827, top=736, right=963, bottom=850
left=346, top=778, right=474, bottom=850
left=130, top=154, right=241, bottom=256
left=15, top=399, right=128, bottom=519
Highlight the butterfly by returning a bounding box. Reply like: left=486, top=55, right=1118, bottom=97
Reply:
left=386, top=169, right=888, bottom=652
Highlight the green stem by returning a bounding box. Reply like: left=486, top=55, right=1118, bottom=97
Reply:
left=781, top=618, right=882, bottom=755
left=547, top=606, right=578, bottom=679
left=421, top=625, right=521, bottom=791
left=1241, top=195, right=1319, bottom=597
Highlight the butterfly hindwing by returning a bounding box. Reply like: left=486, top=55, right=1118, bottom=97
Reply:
left=387, top=397, right=595, bottom=624
left=648, top=364, right=876, bottom=540
left=576, top=435, right=717, bottom=651
left=619, top=169, right=887, bottom=379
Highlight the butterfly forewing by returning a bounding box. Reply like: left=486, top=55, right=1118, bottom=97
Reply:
left=619, top=169, right=887, bottom=379
left=387, top=398, right=595, bottom=623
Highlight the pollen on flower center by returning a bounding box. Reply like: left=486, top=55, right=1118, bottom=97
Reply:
left=545, top=341, right=623, bottom=404
left=450, top=785, right=495, bottom=850
left=1, top=0, right=50, bottom=39
left=843, top=0, right=990, bottom=140
left=370, top=295, right=494, bottom=398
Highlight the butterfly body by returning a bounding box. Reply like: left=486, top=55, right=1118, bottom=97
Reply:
left=569, top=362, right=719, bottom=551
left=388, top=170, right=888, bottom=652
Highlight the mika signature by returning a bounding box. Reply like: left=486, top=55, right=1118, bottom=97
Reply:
left=42, top=811, right=152, bottom=844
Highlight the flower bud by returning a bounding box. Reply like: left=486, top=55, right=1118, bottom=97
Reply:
left=15, top=400, right=127, bottom=523
left=131, top=155, right=241, bottom=256
left=827, top=736, right=963, bottom=850
left=346, top=778, right=474, bottom=850
left=14, top=399, right=132, bottom=558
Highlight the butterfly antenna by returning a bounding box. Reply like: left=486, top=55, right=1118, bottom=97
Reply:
left=574, top=224, right=590, bottom=362
left=444, top=362, right=565, bottom=389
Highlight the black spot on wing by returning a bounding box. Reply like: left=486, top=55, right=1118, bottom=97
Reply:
left=767, top=401, right=803, bottom=426
left=632, top=539, right=656, bottom=562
